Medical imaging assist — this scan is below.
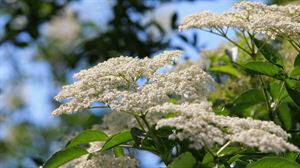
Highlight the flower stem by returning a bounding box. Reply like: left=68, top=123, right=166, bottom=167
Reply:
left=134, top=115, right=146, bottom=131
left=259, top=76, right=274, bottom=120
left=140, top=114, right=171, bottom=165
left=216, top=141, right=231, bottom=156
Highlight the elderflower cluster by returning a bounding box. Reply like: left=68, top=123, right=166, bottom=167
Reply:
left=52, top=50, right=212, bottom=116
left=61, top=142, right=138, bottom=168
left=179, top=1, right=300, bottom=39
left=153, top=102, right=300, bottom=154
left=74, top=155, right=138, bottom=168
left=77, top=155, right=137, bottom=168
left=95, top=111, right=136, bottom=135
left=62, top=154, right=138, bottom=168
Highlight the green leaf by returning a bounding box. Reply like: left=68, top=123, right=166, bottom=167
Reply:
left=247, top=156, right=300, bottom=168
left=290, top=67, right=300, bottom=77
left=285, top=79, right=300, bottom=106
left=294, top=53, right=300, bottom=67
left=66, top=130, right=108, bottom=148
left=284, top=152, right=300, bottom=161
left=168, top=152, right=196, bottom=168
left=101, top=130, right=133, bottom=152
left=277, top=101, right=292, bottom=130
left=231, top=89, right=265, bottom=113
left=268, top=82, right=288, bottom=101
left=113, top=146, right=124, bottom=157
left=243, top=62, right=286, bottom=80
left=43, top=147, right=88, bottom=168
left=254, top=39, right=283, bottom=67
left=209, top=65, right=242, bottom=78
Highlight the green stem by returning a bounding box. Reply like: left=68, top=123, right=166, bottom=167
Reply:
left=204, top=143, right=232, bottom=168
left=202, top=28, right=252, bottom=56
left=241, top=30, right=252, bottom=52
left=259, top=76, right=274, bottom=120
left=216, top=141, right=231, bottom=156
left=134, top=115, right=146, bottom=131
left=140, top=115, right=171, bottom=165
left=218, top=28, right=252, bottom=56
left=140, top=115, right=151, bottom=131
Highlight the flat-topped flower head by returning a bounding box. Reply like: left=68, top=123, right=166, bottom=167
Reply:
left=74, top=155, right=138, bottom=168
left=52, top=50, right=213, bottom=116
left=154, top=102, right=300, bottom=154
left=179, top=1, right=300, bottom=39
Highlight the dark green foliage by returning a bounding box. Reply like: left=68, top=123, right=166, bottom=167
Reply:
left=254, top=39, right=283, bottom=67
left=285, top=79, right=300, bottom=107
left=231, top=89, right=265, bottom=114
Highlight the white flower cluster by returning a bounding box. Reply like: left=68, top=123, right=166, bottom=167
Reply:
left=179, top=1, right=300, bottom=39
left=74, top=155, right=138, bottom=168
left=52, top=50, right=212, bottom=116
left=62, top=154, right=137, bottom=168
left=61, top=142, right=138, bottom=168
left=95, top=111, right=136, bottom=135
left=154, top=102, right=300, bottom=154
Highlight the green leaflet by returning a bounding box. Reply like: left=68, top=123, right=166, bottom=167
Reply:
left=66, top=130, right=108, bottom=148
left=43, top=147, right=88, bottom=168
left=231, top=89, right=265, bottom=114
left=254, top=38, right=283, bottom=67
left=285, top=79, right=300, bottom=107
left=247, top=156, right=300, bottom=168
left=209, top=65, right=242, bottom=78
left=101, top=130, right=133, bottom=152
left=243, top=61, right=287, bottom=80
left=168, top=152, right=196, bottom=168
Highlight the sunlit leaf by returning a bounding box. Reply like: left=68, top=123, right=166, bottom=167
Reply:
left=101, top=130, right=133, bottom=152
left=243, top=62, right=286, bottom=80
left=290, top=67, right=300, bottom=77
left=66, top=130, right=108, bottom=148
left=168, top=152, right=196, bottom=168
left=209, top=65, right=242, bottom=78
left=247, top=156, right=300, bottom=168
left=43, top=147, right=88, bottom=168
